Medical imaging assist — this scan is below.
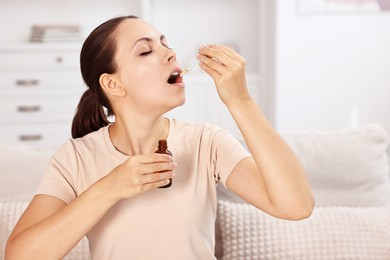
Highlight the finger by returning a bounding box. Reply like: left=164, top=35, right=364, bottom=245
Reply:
left=198, top=46, right=232, bottom=66
left=143, top=179, right=171, bottom=191
left=198, top=45, right=245, bottom=76
left=198, top=56, right=222, bottom=80
left=143, top=161, right=178, bottom=175
left=136, top=153, right=173, bottom=164
left=144, top=170, right=175, bottom=184
left=197, top=53, right=226, bottom=75
left=211, top=44, right=244, bottom=61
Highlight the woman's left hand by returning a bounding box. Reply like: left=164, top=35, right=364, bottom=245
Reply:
left=197, top=44, right=250, bottom=106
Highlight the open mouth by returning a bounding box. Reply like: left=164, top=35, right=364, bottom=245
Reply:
left=167, top=72, right=182, bottom=84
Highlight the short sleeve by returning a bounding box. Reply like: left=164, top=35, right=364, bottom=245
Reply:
left=207, top=125, right=252, bottom=187
left=35, top=139, right=79, bottom=204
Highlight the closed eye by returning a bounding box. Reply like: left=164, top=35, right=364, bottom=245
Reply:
left=140, top=50, right=152, bottom=56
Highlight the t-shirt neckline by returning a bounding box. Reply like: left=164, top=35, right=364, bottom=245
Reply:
left=103, top=117, right=174, bottom=160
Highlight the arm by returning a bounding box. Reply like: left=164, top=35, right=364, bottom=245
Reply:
left=5, top=153, right=176, bottom=259
left=197, top=45, right=314, bottom=220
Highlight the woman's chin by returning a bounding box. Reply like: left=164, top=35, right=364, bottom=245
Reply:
left=172, top=93, right=186, bottom=107
left=163, top=98, right=186, bottom=114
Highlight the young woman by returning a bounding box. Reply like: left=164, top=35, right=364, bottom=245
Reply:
left=6, top=15, right=314, bottom=259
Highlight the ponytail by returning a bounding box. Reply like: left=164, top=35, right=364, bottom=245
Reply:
left=71, top=89, right=110, bottom=139
left=71, top=15, right=138, bottom=139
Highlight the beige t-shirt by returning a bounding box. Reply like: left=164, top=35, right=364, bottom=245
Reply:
left=36, top=118, right=251, bottom=260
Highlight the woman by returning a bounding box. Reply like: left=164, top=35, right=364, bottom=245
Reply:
left=6, top=15, right=314, bottom=259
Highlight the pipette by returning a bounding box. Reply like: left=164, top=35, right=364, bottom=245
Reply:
left=180, top=61, right=199, bottom=77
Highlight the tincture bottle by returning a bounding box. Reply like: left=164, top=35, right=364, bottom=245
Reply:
left=155, top=139, right=173, bottom=188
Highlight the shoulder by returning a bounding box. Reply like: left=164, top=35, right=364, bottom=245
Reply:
left=71, top=126, right=107, bottom=150
left=54, top=126, right=108, bottom=159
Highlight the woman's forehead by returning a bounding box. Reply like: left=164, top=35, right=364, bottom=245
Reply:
left=116, top=19, right=162, bottom=43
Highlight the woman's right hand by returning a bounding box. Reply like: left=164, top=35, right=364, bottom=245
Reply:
left=106, top=153, right=177, bottom=200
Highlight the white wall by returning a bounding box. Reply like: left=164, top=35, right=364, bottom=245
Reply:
left=275, top=0, right=390, bottom=133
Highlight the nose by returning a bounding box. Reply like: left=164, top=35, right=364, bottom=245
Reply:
left=166, top=48, right=176, bottom=63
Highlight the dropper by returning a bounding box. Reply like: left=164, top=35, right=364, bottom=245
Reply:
left=180, top=61, right=199, bottom=77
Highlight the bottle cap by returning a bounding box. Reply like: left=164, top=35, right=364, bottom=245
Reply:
left=158, top=139, right=167, bottom=147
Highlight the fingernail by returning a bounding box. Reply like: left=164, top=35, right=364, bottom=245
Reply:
left=172, top=162, right=178, bottom=168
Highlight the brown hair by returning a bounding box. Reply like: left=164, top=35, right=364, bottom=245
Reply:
left=71, top=15, right=138, bottom=138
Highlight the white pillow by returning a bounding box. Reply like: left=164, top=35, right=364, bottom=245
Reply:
left=283, top=124, right=390, bottom=206
left=0, top=201, right=90, bottom=260
left=0, top=144, right=55, bottom=201
left=218, top=200, right=390, bottom=260
left=0, top=201, right=28, bottom=260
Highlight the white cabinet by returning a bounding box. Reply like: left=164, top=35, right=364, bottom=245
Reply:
left=0, top=44, right=84, bottom=147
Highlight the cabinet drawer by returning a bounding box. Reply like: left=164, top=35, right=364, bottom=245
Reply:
left=0, top=123, right=71, bottom=147
left=0, top=71, right=85, bottom=96
left=0, top=51, right=79, bottom=69
left=0, top=95, right=80, bottom=123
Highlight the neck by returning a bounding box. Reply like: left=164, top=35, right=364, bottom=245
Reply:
left=109, top=114, right=169, bottom=156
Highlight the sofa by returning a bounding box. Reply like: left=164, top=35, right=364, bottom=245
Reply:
left=1, top=124, right=390, bottom=259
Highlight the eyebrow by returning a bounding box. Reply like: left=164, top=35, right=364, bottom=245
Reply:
left=133, top=34, right=166, bottom=48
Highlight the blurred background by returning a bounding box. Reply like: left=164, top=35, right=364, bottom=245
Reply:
left=0, top=0, right=389, bottom=148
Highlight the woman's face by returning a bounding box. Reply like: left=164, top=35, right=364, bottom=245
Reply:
left=112, top=19, right=185, bottom=115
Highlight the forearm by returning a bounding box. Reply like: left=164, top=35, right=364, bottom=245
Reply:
left=197, top=44, right=313, bottom=218
left=6, top=176, right=118, bottom=260
left=226, top=98, right=314, bottom=212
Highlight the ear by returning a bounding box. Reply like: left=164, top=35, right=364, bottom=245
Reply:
left=99, top=73, right=126, bottom=98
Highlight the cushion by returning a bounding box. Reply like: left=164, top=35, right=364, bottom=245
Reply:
left=0, top=201, right=28, bottom=259
left=283, top=124, right=390, bottom=206
left=218, top=200, right=390, bottom=260
left=0, top=144, right=55, bottom=201
left=0, top=201, right=90, bottom=260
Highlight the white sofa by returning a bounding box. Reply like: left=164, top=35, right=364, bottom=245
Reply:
left=1, top=124, right=390, bottom=259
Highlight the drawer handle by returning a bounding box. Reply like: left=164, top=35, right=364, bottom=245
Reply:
left=19, top=134, right=42, bottom=141
left=17, top=105, right=41, bottom=113
left=56, top=56, right=63, bottom=63
left=16, top=79, right=40, bottom=87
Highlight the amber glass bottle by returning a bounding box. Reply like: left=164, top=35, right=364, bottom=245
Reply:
left=155, top=139, right=173, bottom=188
